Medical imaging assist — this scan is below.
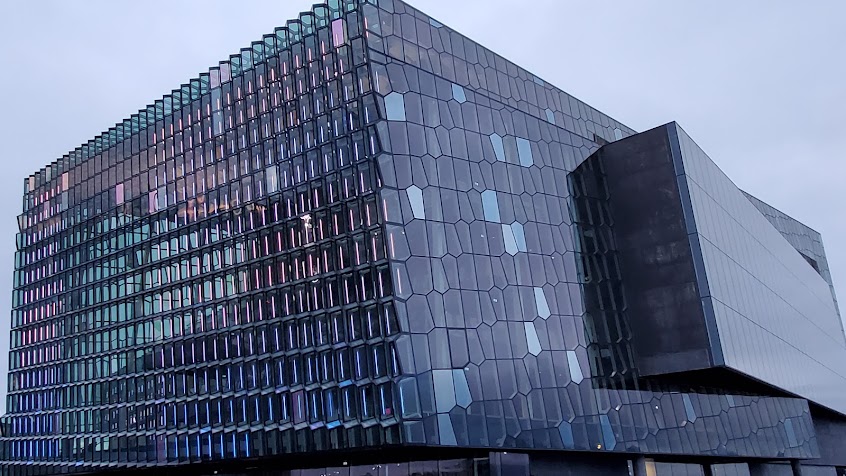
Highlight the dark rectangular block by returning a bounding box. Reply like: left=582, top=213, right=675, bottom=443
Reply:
left=595, top=124, right=716, bottom=375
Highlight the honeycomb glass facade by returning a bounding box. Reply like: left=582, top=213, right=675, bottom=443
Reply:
left=4, top=1, right=846, bottom=475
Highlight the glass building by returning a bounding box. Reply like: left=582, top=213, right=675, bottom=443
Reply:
left=3, top=0, right=846, bottom=475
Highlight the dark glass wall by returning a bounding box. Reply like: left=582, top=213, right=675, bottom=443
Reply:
left=587, top=125, right=715, bottom=376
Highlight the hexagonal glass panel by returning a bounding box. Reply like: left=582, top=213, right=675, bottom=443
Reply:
left=438, top=413, right=457, bottom=445
left=489, top=133, right=505, bottom=162
left=502, top=223, right=518, bottom=256
left=516, top=137, right=533, bottom=167
left=451, top=83, right=467, bottom=103
left=525, top=322, right=541, bottom=356
left=682, top=394, right=697, bottom=423
left=453, top=369, right=472, bottom=408
left=511, top=222, right=526, bottom=252
left=481, top=190, right=500, bottom=223
left=433, top=370, right=457, bottom=412
left=600, top=414, right=616, bottom=450
left=406, top=185, right=425, bottom=219
left=384, top=92, right=406, bottom=121
left=534, top=287, right=551, bottom=319
left=567, top=350, right=583, bottom=383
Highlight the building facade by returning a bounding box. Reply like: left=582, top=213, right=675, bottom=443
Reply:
left=3, top=0, right=846, bottom=475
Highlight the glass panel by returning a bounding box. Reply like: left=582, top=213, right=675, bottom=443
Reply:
left=452, top=369, right=471, bottom=408
left=516, top=137, right=533, bottom=167
left=432, top=370, right=456, bottom=413
left=511, top=222, right=526, bottom=252
left=489, top=133, right=505, bottom=162
left=524, top=322, right=541, bottom=356
left=501, top=223, right=518, bottom=256
left=384, top=92, right=406, bottom=121
left=534, top=287, right=551, bottom=319
left=481, top=190, right=500, bottom=223
left=406, top=185, right=425, bottom=220
left=567, top=351, right=583, bottom=383
left=451, top=84, right=466, bottom=103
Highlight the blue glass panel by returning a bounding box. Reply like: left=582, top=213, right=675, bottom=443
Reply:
left=785, top=418, right=798, bottom=447
left=682, top=394, right=697, bottom=423
left=398, top=377, right=422, bottom=419
left=406, top=185, right=425, bottom=219
left=438, top=414, right=458, bottom=445
left=502, top=224, right=518, bottom=256
left=534, top=287, right=551, bottom=319
left=511, top=222, right=526, bottom=252
left=451, top=84, right=467, bottom=103
left=481, top=190, right=500, bottom=222
left=559, top=421, right=574, bottom=448
left=566, top=351, right=583, bottom=384
left=489, top=133, right=505, bottom=162
left=516, top=138, right=533, bottom=167
left=453, top=369, right=472, bottom=408
left=525, top=322, right=541, bottom=356
left=599, top=414, right=616, bottom=450
left=433, top=370, right=457, bottom=413
left=385, top=92, right=406, bottom=121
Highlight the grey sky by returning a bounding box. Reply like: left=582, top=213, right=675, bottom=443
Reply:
left=0, top=0, right=844, bottom=414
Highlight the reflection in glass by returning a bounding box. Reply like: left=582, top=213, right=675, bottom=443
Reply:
left=525, top=322, right=541, bottom=356
left=511, top=222, right=526, bottom=252
left=682, top=394, right=697, bottom=423
left=331, top=18, right=347, bottom=46
left=451, top=84, right=467, bottom=104
left=489, top=133, right=505, bottom=162
left=433, top=370, right=457, bottom=413
left=785, top=418, right=798, bottom=447
left=534, top=287, right=550, bottom=319
left=599, top=414, right=616, bottom=450
left=453, top=369, right=472, bottom=408
left=566, top=351, right=583, bottom=383
left=481, top=190, right=500, bottom=223
left=398, top=377, right=421, bottom=419
left=559, top=421, right=575, bottom=448
left=516, top=138, right=533, bottom=167
left=406, top=185, right=425, bottom=219
left=502, top=224, right=518, bottom=256
left=438, top=413, right=457, bottom=445
left=385, top=92, right=406, bottom=121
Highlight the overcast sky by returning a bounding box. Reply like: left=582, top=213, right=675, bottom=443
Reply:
left=0, top=0, right=844, bottom=413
